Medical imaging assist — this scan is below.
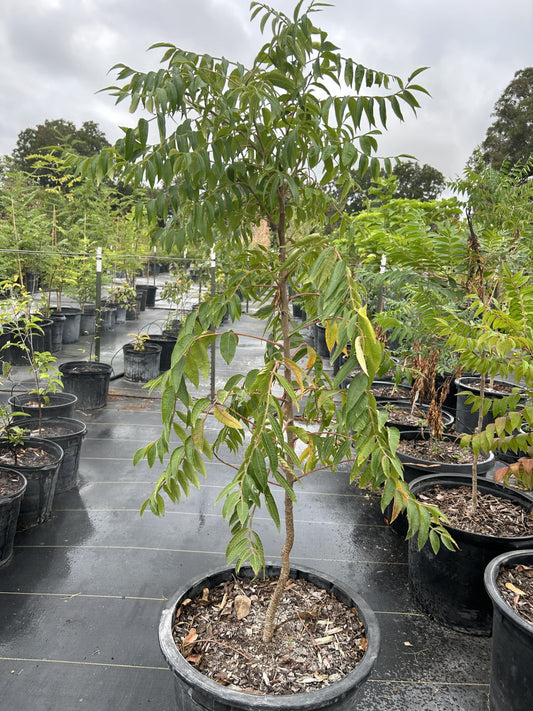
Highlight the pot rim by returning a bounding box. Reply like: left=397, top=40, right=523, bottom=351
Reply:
left=484, top=549, right=533, bottom=634
left=159, top=562, right=380, bottom=710
left=409, top=472, right=533, bottom=542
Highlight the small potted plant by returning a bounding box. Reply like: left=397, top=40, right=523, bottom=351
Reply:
left=123, top=331, right=161, bottom=382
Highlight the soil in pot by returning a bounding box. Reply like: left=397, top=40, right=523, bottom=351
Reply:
left=370, top=380, right=411, bottom=401
left=386, top=433, right=494, bottom=537
left=495, top=560, right=533, bottom=625
left=380, top=399, right=454, bottom=433
left=408, top=473, right=533, bottom=635
left=0, top=468, right=27, bottom=568
left=160, top=564, right=379, bottom=710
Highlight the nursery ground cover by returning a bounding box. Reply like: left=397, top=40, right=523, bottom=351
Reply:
left=0, top=295, right=494, bottom=709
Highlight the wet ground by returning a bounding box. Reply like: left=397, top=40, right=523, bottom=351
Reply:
left=0, top=283, right=492, bottom=710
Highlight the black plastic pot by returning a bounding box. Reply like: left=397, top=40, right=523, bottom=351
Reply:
left=125, top=304, right=138, bottom=321
left=9, top=392, right=78, bottom=421
left=115, top=305, right=127, bottom=324
left=0, top=437, right=64, bottom=530
left=9, top=392, right=78, bottom=422
left=135, top=285, right=148, bottom=311
left=147, top=334, right=177, bottom=372
left=20, top=417, right=87, bottom=495
left=164, top=318, right=182, bottom=337
left=52, top=307, right=81, bottom=344
left=80, top=304, right=97, bottom=336
left=408, top=473, right=533, bottom=635
left=7, top=318, right=53, bottom=364
left=381, top=399, right=455, bottom=434
left=144, top=284, right=157, bottom=308
left=123, top=342, right=161, bottom=382
left=0, top=468, right=27, bottom=567
left=159, top=563, right=380, bottom=711
left=50, top=312, right=66, bottom=352
left=371, top=380, right=411, bottom=403
left=386, top=432, right=495, bottom=537
left=484, top=549, right=533, bottom=711
left=455, top=376, right=520, bottom=435
left=59, top=361, right=113, bottom=410
left=314, top=323, right=330, bottom=358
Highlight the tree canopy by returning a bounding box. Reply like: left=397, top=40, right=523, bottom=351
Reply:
left=479, top=67, right=533, bottom=172
left=11, top=119, right=109, bottom=185
left=328, top=160, right=445, bottom=215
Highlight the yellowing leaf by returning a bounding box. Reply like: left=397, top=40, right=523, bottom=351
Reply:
left=354, top=336, right=368, bottom=375
left=213, top=405, right=243, bottom=429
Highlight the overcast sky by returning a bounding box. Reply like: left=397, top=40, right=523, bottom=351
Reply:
left=1, top=0, right=532, bottom=181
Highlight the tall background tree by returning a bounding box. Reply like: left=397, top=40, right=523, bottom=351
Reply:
left=479, top=67, right=533, bottom=171
left=11, top=119, right=109, bottom=186
left=328, top=160, right=445, bottom=215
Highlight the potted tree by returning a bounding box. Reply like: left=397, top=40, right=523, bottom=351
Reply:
left=123, top=332, right=161, bottom=382
left=82, top=2, right=452, bottom=706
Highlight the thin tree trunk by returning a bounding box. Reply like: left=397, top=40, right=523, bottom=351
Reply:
left=262, top=191, right=296, bottom=644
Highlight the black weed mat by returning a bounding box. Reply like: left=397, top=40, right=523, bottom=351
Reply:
left=0, top=309, right=491, bottom=710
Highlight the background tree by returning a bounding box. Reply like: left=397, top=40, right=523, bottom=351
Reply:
left=479, top=67, right=533, bottom=172
left=328, top=160, right=445, bottom=215
left=11, top=119, right=109, bottom=186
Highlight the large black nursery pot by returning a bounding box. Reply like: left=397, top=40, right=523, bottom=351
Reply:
left=79, top=303, right=97, bottom=336
left=135, top=284, right=148, bottom=311
left=9, top=391, right=78, bottom=422
left=49, top=312, right=66, bottom=352
left=408, top=473, right=533, bottom=635
left=0, top=468, right=27, bottom=568
left=59, top=361, right=113, bottom=410
left=386, top=431, right=494, bottom=537
left=484, top=549, right=533, bottom=711
left=159, top=563, right=380, bottom=711
left=314, top=323, right=330, bottom=359
left=147, top=334, right=177, bottom=372
left=123, top=342, right=161, bottom=382
left=52, top=307, right=81, bottom=344
left=21, top=417, right=87, bottom=495
left=0, top=437, right=64, bottom=530
left=7, top=318, right=53, bottom=365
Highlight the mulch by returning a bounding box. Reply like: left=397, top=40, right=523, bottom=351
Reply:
left=496, top=563, right=533, bottom=626
left=172, top=575, right=368, bottom=695
left=416, top=485, right=533, bottom=537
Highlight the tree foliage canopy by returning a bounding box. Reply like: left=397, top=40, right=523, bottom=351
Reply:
left=328, top=160, right=445, bottom=215
left=480, top=67, right=533, bottom=171
left=12, top=119, right=109, bottom=185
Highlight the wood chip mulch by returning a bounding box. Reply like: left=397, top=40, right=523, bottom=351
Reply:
left=496, top=564, right=533, bottom=626
left=417, top=485, right=533, bottom=537
left=397, top=437, right=476, bottom=465
left=0, top=445, right=55, bottom=468
left=172, top=576, right=368, bottom=695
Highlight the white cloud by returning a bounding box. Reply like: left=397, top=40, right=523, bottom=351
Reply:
left=1, top=0, right=532, bottom=178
